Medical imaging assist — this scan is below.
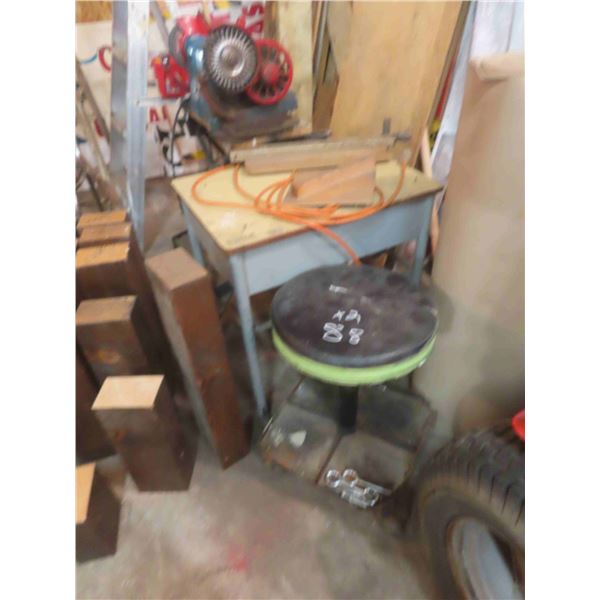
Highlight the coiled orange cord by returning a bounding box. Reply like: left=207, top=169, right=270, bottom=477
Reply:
left=190, top=160, right=407, bottom=264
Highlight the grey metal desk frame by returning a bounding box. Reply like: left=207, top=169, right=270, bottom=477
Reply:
left=180, top=195, right=433, bottom=419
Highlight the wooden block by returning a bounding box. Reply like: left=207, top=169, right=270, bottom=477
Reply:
left=76, top=463, right=121, bottom=562
left=75, top=242, right=142, bottom=299
left=75, top=241, right=184, bottom=394
left=294, top=155, right=375, bottom=196
left=78, top=222, right=132, bottom=248
left=76, top=348, right=114, bottom=461
left=77, top=210, right=128, bottom=235
left=93, top=375, right=196, bottom=491
left=287, top=155, right=376, bottom=206
left=145, top=248, right=249, bottom=468
left=76, top=296, right=161, bottom=384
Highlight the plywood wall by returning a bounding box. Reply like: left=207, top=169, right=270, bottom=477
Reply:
left=326, top=1, right=462, bottom=161
left=76, top=1, right=112, bottom=23
left=265, top=1, right=313, bottom=134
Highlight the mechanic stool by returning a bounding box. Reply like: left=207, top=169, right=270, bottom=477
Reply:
left=262, top=264, right=438, bottom=505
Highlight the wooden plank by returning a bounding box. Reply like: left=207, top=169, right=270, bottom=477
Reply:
left=76, top=296, right=161, bottom=384
left=245, top=148, right=387, bottom=175
left=419, top=130, right=440, bottom=255
left=77, top=223, right=132, bottom=248
left=77, top=210, right=128, bottom=235
left=269, top=0, right=313, bottom=134
left=292, top=155, right=375, bottom=199
left=145, top=249, right=249, bottom=468
left=75, top=240, right=184, bottom=394
left=76, top=348, right=114, bottom=461
left=230, top=135, right=397, bottom=163
left=327, top=2, right=463, bottom=162
left=93, top=375, right=196, bottom=491
left=76, top=463, right=121, bottom=563
left=171, top=161, right=443, bottom=253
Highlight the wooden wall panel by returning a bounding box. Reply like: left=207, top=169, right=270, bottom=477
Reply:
left=327, top=1, right=462, bottom=161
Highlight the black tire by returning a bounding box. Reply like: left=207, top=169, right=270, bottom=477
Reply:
left=416, top=423, right=524, bottom=599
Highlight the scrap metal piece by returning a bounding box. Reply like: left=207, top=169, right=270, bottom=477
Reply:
left=325, top=468, right=392, bottom=509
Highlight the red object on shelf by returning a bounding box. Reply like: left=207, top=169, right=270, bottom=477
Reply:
left=512, top=410, right=525, bottom=441
left=152, top=55, right=190, bottom=99
left=245, top=39, right=293, bottom=106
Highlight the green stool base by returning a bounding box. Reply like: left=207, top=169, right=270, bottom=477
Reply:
left=273, top=330, right=436, bottom=387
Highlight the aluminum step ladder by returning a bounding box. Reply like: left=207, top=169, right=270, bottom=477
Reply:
left=109, top=0, right=150, bottom=249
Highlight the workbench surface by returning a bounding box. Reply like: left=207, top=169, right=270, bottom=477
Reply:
left=171, top=161, right=442, bottom=254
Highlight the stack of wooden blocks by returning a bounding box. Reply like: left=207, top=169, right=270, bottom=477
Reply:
left=75, top=210, right=249, bottom=563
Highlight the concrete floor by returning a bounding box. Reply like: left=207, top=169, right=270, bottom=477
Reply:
left=76, top=179, right=436, bottom=599
left=77, top=441, right=434, bottom=599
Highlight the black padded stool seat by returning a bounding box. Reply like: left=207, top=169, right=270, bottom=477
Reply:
left=272, top=265, right=437, bottom=384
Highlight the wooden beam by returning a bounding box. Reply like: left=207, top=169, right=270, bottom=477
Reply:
left=77, top=223, right=132, bottom=248
left=145, top=249, right=249, bottom=468
left=75, top=240, right=184, bottom=395
left=76, top=296, right=161, bottom=384
left=93, top=375, right=196, bottom=491
left=76, top=463, right=121, bottom=563
left=76, top=348, right=114, bottom=461
left=230, top=135, right=397, bottom=163
left=77, top=210, right=128, bottom=235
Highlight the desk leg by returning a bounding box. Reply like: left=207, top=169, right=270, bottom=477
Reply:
left=181, top=202, right=206, bottom=266
left=409, top=195, right=433, bottom=287
left=230, top=254, right=269, bottom=419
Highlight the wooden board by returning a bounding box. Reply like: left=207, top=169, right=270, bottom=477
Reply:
left=229, top=135, right=396, bottom=163
left=289, top=155, right=375, bottom=206
left=78, top=223, right=132, bottom=248
left=93, top=375, right=196, bottom=491
left=76, top=462, right=121, bottom=563
left=171, top=161, right=443, bottom=254
left=267, top=0, right=313, bottom=134
left=77, top=210, right=128, bottom=235
left=76, top=296, right=160, bottom=384
left=145, top=249, right=249, bottom=468
left=76, top=348, right=114, bottom=461
left=326, top=2, right=463, bottom=162
left=244, top=147, right=387, bottom=175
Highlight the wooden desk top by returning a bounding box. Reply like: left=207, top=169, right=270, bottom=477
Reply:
left=172, top=161, right=442, bottom=254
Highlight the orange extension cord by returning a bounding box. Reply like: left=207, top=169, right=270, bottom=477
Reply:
left=191, top=160, right=407, bottom=264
